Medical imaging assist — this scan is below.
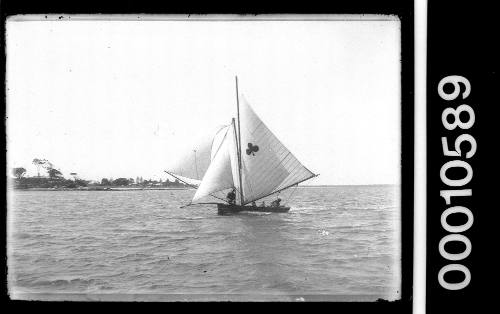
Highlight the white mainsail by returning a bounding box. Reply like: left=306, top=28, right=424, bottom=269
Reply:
left=192, top=124, right=238, bottom=202
left=166, top=125, right=229, bottom=182
left=237, top=96, right=315, bottom=205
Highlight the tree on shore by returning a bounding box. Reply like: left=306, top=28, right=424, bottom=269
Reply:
left=112, top=178, right=129, bottom=186
left=32, top=158, right=57, bottom=177
left=13, top=167, right=26, bottom=180
left=32, top=158, right=43, bottom=177
left=48, top=168, right=63, bottom=179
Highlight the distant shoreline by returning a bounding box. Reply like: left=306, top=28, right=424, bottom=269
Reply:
left=10, top=184, right=399, bottom=192
left=301, top=184, right=399, bottom=187
left=11, top=187, right=194, bottom=192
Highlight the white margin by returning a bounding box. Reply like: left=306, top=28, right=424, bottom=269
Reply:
left=414, top=0, right=427, bottom=313
left=6, top=14, right=400, bottom=22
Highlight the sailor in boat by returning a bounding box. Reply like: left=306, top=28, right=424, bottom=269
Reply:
left=270, top=197, right=282, bottom=208
left=227, top=188, right=236, bottom=205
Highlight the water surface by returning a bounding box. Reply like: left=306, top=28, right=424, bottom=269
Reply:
left=8, top=185, right=401, bottom=301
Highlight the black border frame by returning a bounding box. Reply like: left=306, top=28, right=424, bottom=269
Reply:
left=425, top=1, right=496, bottom=312
left=1, top=1, right=414, bottom=311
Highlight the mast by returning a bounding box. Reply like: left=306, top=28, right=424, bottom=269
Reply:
left=235, top=76, right=244, bottom=205
left=193, top=149, right=199, bottom=179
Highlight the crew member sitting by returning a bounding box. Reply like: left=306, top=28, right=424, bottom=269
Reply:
left=270, top=197, right=282, bottom=207
left=227, top=189, right=236, bottom=205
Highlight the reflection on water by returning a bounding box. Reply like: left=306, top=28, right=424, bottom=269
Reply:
left=8, top=185, right=401, bottom=301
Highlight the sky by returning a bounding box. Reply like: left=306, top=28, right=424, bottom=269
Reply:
left=6, top=15, right=401, bottom=185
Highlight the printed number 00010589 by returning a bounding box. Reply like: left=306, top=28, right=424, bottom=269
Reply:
left=437, top=75, right=475, bottom=290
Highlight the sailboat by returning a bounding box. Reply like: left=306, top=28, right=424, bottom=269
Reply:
left=165, top=77, right=318, bottom=215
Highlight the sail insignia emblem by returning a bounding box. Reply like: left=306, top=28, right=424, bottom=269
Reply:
left=246, top=143, right=259, bottom=156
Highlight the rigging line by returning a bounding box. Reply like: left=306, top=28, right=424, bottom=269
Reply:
left=210, top=186, right=243, bottom=204
left=164, top=171, right=198, bottom=189
left=285, top=184, right=299, bottom=205
left=208, top=193, right=228, bottom=202
left=231, top=185, right=242, bottom=203
left=206, top=187, right=242, bottom=204
left=245, top=175, right=311, bottom=205
left=210, top=126, right=230, bottom=161
left=233, top=185, right=242, bottom=194
left=242, top=173, right=319, bottom=206
left=241, top=162, right=255, bottom=203
left=210, top=124, right=229, bottom=155
left=210, top=125, right=230, bottom=160
left=180, top=202, right=223, bottom=209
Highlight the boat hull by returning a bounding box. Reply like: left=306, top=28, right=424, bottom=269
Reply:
left=217, top=203, right=290, bottom=215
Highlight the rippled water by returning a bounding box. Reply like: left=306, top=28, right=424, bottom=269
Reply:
left=7, top=185, right=401, bottom=301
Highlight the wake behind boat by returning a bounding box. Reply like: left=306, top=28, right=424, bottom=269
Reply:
left=166, top=76, right=318, bottom=215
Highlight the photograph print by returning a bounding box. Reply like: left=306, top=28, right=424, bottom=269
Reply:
left=6, top=15, right=406, bottom=302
